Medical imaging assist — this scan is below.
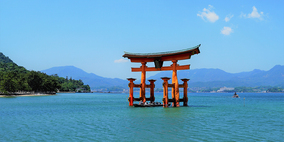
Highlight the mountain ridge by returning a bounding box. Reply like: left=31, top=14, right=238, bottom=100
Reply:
left=0, top=52, right=14, bottom=64
left=148, top=65, right=284, bottom=88
left=42, top=66, right=128, bottom=89
left=42, top=65, right=284, bottom=89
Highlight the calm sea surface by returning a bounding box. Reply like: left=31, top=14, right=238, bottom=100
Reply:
left=1, top=92, right=283, bottom=141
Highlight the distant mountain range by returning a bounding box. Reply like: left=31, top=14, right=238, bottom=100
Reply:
left=42, top=65, right=284, bottom=89
left=42, top=66, right=129, bottom=89
left=148, top=65, right=284, bottom=88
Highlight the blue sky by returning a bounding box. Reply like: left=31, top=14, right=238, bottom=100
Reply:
left=1, top=0, right=284, bottom=79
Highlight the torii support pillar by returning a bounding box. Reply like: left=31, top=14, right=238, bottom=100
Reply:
left=181, top=78, right=189, bottom=106
left=162, top=77, right=170, bottom=107
left=148, top=79, right=156, bottom=103
left=127, top=78, right=136, bottom=106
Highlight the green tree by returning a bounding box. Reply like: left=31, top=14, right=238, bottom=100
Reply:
left=27, top=71, right=44, bottom=92
left=267, top=87, right=283, bottom=92
left=0, top=72, right=18, bottom=94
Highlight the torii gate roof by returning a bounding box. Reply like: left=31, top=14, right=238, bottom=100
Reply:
left=123, top=44, right=201, bottom=62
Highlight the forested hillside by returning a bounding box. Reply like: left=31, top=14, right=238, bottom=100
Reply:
left=0, top=52, right=90, bottom=94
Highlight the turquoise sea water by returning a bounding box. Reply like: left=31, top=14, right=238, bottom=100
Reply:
left=0, top=93, right=283, bottom=141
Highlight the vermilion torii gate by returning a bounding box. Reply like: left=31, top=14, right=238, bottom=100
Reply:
left=123, top=44, right=201, bottom=107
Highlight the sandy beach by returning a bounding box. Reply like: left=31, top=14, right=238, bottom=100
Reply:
left=0, top=93, right=56, bottom=97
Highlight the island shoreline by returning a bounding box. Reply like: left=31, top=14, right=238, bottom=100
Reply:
left=0, top=93, right=56, bottom=97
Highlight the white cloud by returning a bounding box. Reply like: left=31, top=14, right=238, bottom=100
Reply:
left=197, top=5, right=219, bottom=23
left=221, top=27, right=233, bottom=35
left=240, top=6, right=264, bottom=20
left=114, top=58, right=128, bottom=63
left=225, top=14, right=234, bottom=22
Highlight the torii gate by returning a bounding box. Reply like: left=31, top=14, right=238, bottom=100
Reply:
left=123, top=44, right=201, bottom=107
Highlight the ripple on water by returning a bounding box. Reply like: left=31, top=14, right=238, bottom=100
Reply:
left=0, top=93, right=283, bottom=141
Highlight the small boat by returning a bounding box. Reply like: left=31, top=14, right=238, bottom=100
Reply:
left=232, top=92, right=239, bottom=98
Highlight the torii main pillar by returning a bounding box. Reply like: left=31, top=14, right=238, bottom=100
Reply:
left=140, top=62, right=147, bottom=102
left=172, top=60, right=179, bottom=107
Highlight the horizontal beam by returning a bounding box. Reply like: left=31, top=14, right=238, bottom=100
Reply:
left=133, top=84, right=141, bottom=88
left=146, top=98, right=151, bottom=101
left=130, top=58, right=155, bottom=63
left=166, top=98, right=185, bottom=102
left=133, top=98, right=153, bottom=101
left=178, top=98, right=185, bottom=102
left=128, top=49, right=200, bottom=63
left=145, top=85, right=151, bottom=88
left=168, top=99, right=175, bottom=102
left=132, top=65, right=190, bottom=72
left=133, top=98, right=141, bottom=101
left=160, top=53, right=191, bottom=62
left=168, top=84, right=175, bottom=87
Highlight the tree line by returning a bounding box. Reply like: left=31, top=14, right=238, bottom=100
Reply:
left=0, top=54, right=90, bottom=94
left=55, top=75, right=90, bottom=92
